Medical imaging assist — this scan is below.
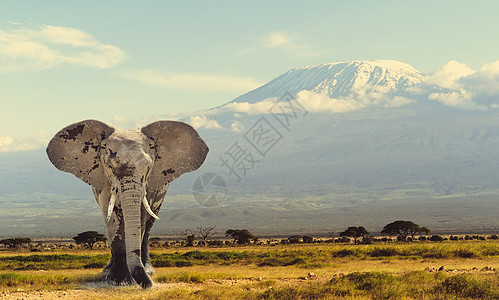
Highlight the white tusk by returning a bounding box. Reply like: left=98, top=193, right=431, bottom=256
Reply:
left=142, top=196, right=160, bottom=220
left=106, top=194, right=116, bottom=222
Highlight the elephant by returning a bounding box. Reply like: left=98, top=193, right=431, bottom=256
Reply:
left=46, top=119, right=208, bottom=289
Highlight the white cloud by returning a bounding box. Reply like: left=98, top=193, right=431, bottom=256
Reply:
left=265, top=32, right=292, bottom=47
left=245, top=31, right=322, bottom=57
left=386, top=96, right=413, bottom=108
left=0, top=25, right=126, bottom=72
left=423, top=60, right=499, bottom=110
left=221, top=87, right=414, bottom=115
left=8, top=21, right=23, bottom=25
left=295, top=91, right=365, bottom=113
left=223, top=98, right=277, bottom=114
left=424, top=60, right=475, bottom=90
left=463, top=60, right=499, bottom=94
left=428, top=89, right=486, bottom=111
left=0, top=134, right=14, bottom=148
left=120, top=69, right=262, bottom=92
left=189, top=115, right=222, bottom=129
left=0, top=131, right=49, bottom=153
left=230, top=120, right=243, bottom=133
left=108, top=115, right=146, bottom=130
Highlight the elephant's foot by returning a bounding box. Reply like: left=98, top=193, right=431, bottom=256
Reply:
left=131, top=266, right=153, bottom=289
left=103, top=262, right=134, bottom=286
left=102, top=262, right=152, bottom=288
left=105, top=270, right=134, bottom=286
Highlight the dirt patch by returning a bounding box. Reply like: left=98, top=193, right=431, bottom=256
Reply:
left=0, top=282, right=189, bottom=300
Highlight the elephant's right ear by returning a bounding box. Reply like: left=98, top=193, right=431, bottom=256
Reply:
left=46, top=120, right=115, bottom=190
left=141, top=121, right=209, bottom=191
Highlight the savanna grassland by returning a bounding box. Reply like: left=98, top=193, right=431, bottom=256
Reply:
left=0, top=240, right=498, bottom=299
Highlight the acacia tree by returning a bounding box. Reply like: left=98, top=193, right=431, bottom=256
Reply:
left=339, top=227, right=369, bottom=244
left=73, top=231, right=107, bottom=249
left=197, top=226, right=216, bottom=245
left=381, top=221, right=430, bottom=242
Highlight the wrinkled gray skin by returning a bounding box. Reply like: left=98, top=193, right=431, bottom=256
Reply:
left=46, top=120, right=208, bottom=289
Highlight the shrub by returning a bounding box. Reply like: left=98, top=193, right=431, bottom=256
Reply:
left=368, top=247, right=399, bottom=257
left=429, top=235, right=444, bottom=242
left=336, top=237, right=351, bottom=243
left=302, top=236, right=314, bottom=243
left=208, top=240, right=224, bottom=246
left=437, top=275, right=498, bottom=299
left=0, top=238, right=32, bottom=249
left=288, top=235, right=302, bottom=244
left=454, top=248, right=477, bottom=258
left=153, top=259, right=176, bottom=267
left=334, top=249, right=359, bottom=258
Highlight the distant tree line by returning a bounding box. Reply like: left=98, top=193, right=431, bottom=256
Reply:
left=2, top=220, right=499, bottom=252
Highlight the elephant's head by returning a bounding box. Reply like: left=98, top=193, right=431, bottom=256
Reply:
left=46, top=120, right=208, bottom=288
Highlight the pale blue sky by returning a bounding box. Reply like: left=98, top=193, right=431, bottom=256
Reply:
left=1, top=1, right=498, bottom=151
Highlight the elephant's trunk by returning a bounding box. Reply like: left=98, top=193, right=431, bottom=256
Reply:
left=120, top=181, right=152, bottom=289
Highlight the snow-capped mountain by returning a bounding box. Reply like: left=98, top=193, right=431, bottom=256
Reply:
left=230, top=60, right=424, bottom=104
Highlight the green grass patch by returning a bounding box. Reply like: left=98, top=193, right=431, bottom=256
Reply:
left=0, top=241, right=497, bottom=271
left=0, top=254, right=110, bottom=270
left=0, top=272, right=100, bottom=291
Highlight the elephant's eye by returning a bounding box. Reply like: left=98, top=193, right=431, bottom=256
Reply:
left=109, top=149, right=117, bottom=158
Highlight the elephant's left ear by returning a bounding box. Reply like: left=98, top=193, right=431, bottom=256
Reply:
left=141, top=121, right=209, bottom=191
left=46, top=119, right=115, bottom=190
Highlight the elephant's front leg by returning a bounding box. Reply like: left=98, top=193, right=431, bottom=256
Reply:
left=95, top=188, right=133, bottom=285
left=105, top=207, right=134, bottom=285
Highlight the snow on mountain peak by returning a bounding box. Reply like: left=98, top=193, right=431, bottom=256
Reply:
left=230, top=60, right=423, bottom=104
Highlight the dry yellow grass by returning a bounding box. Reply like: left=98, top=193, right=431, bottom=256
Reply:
left=0, top=241, right=498, bottom=299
